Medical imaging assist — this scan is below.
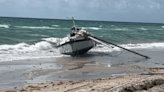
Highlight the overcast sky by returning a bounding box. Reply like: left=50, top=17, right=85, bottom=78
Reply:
left=0, top=0, right=164, bottom=23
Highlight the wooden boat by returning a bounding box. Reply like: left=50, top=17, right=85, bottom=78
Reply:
left=56, top=26, right=96, bottom=56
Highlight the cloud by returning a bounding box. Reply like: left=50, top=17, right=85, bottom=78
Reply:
left=0, top=0, right=164, bottom=23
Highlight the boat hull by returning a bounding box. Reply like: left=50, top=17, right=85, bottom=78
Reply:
left=58, top=39, right=95, bottom=56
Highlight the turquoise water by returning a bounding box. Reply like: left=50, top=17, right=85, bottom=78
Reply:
left=0, top=17, right=164, bottom=44
left=0, top=17, right=164, bottom=62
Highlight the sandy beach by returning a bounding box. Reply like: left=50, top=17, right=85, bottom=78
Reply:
left=3, top=70, right=164, bottom=92
left=1, top=50, right=164, bottom=92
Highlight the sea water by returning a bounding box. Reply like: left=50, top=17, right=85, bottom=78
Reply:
left=0, top=17, right=164, bottom=62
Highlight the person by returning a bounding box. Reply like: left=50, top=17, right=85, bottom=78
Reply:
left=70, top=31, right=75, bottom=36
left=71, top=26, right=80, bottom=31
left=70, top=26, right=81, bottom=36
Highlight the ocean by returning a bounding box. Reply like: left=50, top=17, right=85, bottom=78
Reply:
left=0, top=17, right=164, bottom=62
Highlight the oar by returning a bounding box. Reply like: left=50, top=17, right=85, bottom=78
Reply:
left=88, top=35, right=150, bottom=59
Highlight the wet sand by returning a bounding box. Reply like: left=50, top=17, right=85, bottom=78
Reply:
left=1, top=50, right=164, bottom=92
left=3, top=70, right=164, bottom=92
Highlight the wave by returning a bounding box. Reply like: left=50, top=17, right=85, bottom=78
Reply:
left=1, top=37, right=164, bottom=62
left=28, top=34, right=49, bottom=37
left=99, top=25, right=102, bottom=27
left=0, top=40, right=62, bottom=62
left=0, top=24, right=10, bottom=28
left=121, top=42, right=164, bottom=49
left=138, top=27, right=148, bottom=30
left=162, top=26, right=164, bottom=28
left=112, top=28, right=128, bottom=31
left=15, top=26, right=57, bottom=29
left=51, top=25, right=60, bottom=27
left=90, top=42, right=164, bottom=53
left=42, top=37, right=59, bottom=43
left=81, top=27, right=101, bottom=30
left=0, top=41, right=54, bottom=54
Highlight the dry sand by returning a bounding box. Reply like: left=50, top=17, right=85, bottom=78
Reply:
left=3, top=68, right=164, bottom=92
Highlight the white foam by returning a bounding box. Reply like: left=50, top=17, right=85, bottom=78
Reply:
left=138, top=27, right=148, bottom=30
left=42, top=37, right=68, bottom=46
left=0, top=24, right=10, bottom=28
left=90, top=44, right=118, bottom=53
left=0, top=54, right=64, bottom=62
left=1, top=40, right=164, bottom=62
left=15, top=26, right=57, bottom=29
left=0, top=41, right=54, bottom=54
left=90, top=42, right=164, bottom=53
left=0, top=40, right=64, bottom=62
left=113, top=28, right=128, bottom=31
left=42, top=37, right=59, bottom=43
left=121, top=42, right=164, bottom=49
left=99, top=25, right=102, bottom=27
left=28, top=34, right=49, bottom=37
left=42, top=37, right=70, bottom=45
left=82, top=27, right=101, bottom=30
left=162, top=26, right=164, bottom=28
left=51, top=25, right=60, bottom=27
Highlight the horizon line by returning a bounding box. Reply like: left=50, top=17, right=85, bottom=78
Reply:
left=0, top=16, right=163, bottom=24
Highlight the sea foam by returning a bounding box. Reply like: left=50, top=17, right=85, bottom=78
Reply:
left=112, top=28, right=128, bottom=31
left=138, top=27, right=148, bottom=30
left=90, top=42, right=164, bottom=53
left=0, top=40, right=61, bottom=62
left=15, top=26, right=57, bottom=29
left=51, top=25, right=60, bottom=27
left=121, top=42, right=164, bottom=49
left=42, top=37, right=59, bottom=43
left=82, top=27, right=101, bottom=30
left=0, top=41, right=53, bottom=54
left=0, top=24, right=10, bottom=28
left=1, top=38, right=164, bottom=62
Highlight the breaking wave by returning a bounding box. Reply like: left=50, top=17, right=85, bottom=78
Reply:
left=112, top=28, right=129, bottom=31
left=0, top=36, right=164, bottom=62
left=122, top=42, right=164, bottom=49
left=15, top=26, right=57, bottom=29
left=28, top=34, right=49, bottom=37
left=0, top=40, right=62, bottom=62
left=82, top=27, right=101, bottom=30
left=90, top=42, right=164, bottom=53
left=42, top=37, right=59, bottom=43
left=138, top=27, right=148, bottom=30
left=51, top=25, right=60, bottom=27
left=0, top=24, right=10, bottom=28
left=162, top=26, right=164, bottom=28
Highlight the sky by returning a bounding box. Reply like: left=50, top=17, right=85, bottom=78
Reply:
left=0, top=0, right=164, bottom=23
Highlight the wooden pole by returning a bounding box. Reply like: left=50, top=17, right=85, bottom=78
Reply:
left=88, top=35, right=150, bottom=59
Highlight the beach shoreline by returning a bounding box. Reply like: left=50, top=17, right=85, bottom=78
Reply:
left=3, top=70, right=164, bottom=92
left=1, top=60, right=164, bottom=92
left=1, top=50, right=164, bottom=92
